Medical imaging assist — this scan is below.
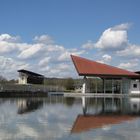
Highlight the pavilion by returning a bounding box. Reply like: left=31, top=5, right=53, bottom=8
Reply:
left=71, top=55, right=140, bottom=95
left=18, top=69, right=44, bottom=85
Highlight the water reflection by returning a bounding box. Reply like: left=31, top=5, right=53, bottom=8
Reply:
left=17, top=99, right=43, bottom=114
left=0, top=96, right=140, bottom=139
left=82, top=97, right=140, bottom=115
left=71, top=96, right=140, bottom=133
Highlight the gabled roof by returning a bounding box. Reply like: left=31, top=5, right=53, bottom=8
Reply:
left=71, top=55, right=140, bottom=78
left=18, top=69, right=43, bottom=77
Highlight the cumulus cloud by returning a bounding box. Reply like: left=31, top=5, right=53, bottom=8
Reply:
left=0, top=34, right=85, bottom=79
left=95, top=28, right=128, bottom=50
left=58, top=49, right=85, bottom=62
left=82, top=23, right=130, bottom=51
left=111, top=23, right=131, bottom=31
left=118, top=59, right=138, bottom=70
left=0, top=34, right=20, bottom=42
left=97, top=54, right=112, bottom=64
left=0, top=25, right=140, bottom=80
left=82, top=40, right=94, bottom=49
left=0, top=56, right=29, bottom=79
left=38, top=47, right=85, bottom=77
left=102, top=54, right=112, bottom=62
left=39, top=57, right=51, bottom=67
left=34, top=35, right=54, bottom=44
left=117, top=45, right=140, bottom=57
left=18, top=44, right=43, bottom=59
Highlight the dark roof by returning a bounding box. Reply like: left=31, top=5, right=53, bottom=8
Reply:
left=135, top=71, right=140, bottom=75
left=71, top=55, right=140, bottom=78
left=18, top=69, right=43, bottom=77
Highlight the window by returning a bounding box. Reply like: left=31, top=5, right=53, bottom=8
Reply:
left=133, top=104, right=137, bottom=110
left=133, top=84, right=137, bottom=88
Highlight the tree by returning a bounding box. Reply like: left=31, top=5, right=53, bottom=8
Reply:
left=65, top=78, right=75, bottom=90
left=0, top=75, right=7, bottom=83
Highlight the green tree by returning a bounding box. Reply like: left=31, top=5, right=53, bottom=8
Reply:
left=65, top=78, right=74, bottom=90
left=0, top=75, right=7, bottom=84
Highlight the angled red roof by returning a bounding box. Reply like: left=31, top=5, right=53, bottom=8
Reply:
left=71, top=115, right=137, bottom=133
left=71, top=55, right=140, bottom=78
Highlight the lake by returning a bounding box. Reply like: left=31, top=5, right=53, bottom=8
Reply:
left=0, top=95, right=140, bottom=140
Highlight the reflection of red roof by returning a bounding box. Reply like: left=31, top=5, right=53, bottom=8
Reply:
left=71, top=55, right=140, bottom=78
left=71, top=115, right=137, bottom=133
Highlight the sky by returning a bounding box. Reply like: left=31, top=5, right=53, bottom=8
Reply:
left=0, top=0, right=140, bottom=79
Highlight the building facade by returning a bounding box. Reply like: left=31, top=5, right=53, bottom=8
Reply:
left=71, top=55, right=140, bottom=95
left=18, top=69, right=44, bottom=85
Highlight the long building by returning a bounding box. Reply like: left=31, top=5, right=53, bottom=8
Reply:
left=18, top=69, right=44, bottom=85
left=71, top=55, right=140, bottom=95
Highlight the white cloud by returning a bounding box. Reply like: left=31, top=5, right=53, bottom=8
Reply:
left=118, top=60, right=138, bottom=70
left=95, top=27, right=128, bottom=50
left=117, top=44, right=140, bottom=57
left=0, top=34, right=20, bottom=42
left=102, top=54, right=112, bottom=62
left=38, top=48, right=84, bottom=77
left=18, top=44, right=43, bottom=59
left=34, top=35, right=54, bottom=44
left=0, top=41, right=17, bottom=53
left=97, top=54, right=112, bottom=64
left=111, top=23, right=131, bottom=31
left=82, top=40, right=94, bottom=49
left=39, top=57, right=51, bottom=67
left=58, top=49, right=85, bottom=62
left=46, top=44, right=65, bottom=52
left=0, top=33, right=85, bottom=79
left=82, top=23, right=130, bottom=51
left=0, top=56, right=30, bottom=79
left=0, top=26, right=140, bottom=80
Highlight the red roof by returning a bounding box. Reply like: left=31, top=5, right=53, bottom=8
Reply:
left=71, top=55, right=140, bottom=78
left=71, top=115, right=137, bottom=133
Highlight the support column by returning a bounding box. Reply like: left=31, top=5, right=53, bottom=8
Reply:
left=82, top=96, right=87, bottom=115
left=95, top=79, right=98, bottom=93
left=121, top=79, right=123, bottom=94
left=24, top=74, right=28, bottom=84
left=112, top=79, right=114, bottom=94
left=82, top=76, right=87, bottom=94
left=103, top=78, right=106, bottom=94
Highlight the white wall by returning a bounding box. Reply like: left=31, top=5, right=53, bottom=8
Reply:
left=18, top=73, right=28, bottom=84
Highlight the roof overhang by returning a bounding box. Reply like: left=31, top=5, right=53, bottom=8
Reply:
left=71, top=55, right=140, bottom=79
left=18, top=69, right=44, bottom=77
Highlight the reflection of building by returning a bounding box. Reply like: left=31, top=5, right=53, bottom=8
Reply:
left=17, top=99, right=43, bottom=114
left=130, top=98, right=140, bottom=113
left=18, top=69, right=44, bottom=85
left=71, top=55, right=140, bottom=95
left=71, top=115, right=137, bottom=133
left=71, top=97, right=139, bottom=133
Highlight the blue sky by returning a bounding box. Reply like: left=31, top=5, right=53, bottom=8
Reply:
left=0, top=0, right=140, bottom=79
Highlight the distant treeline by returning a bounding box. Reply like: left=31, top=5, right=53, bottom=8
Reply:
left=0, top=75, right=119, bottom=93
left=0, top=76, right=18, bottom=84
left=44, top=78, right=81, bottom=91
left=44, top=77, right=104, bottom=92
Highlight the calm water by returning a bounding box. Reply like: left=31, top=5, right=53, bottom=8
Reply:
left=0, top=95, right=140, bottom=140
